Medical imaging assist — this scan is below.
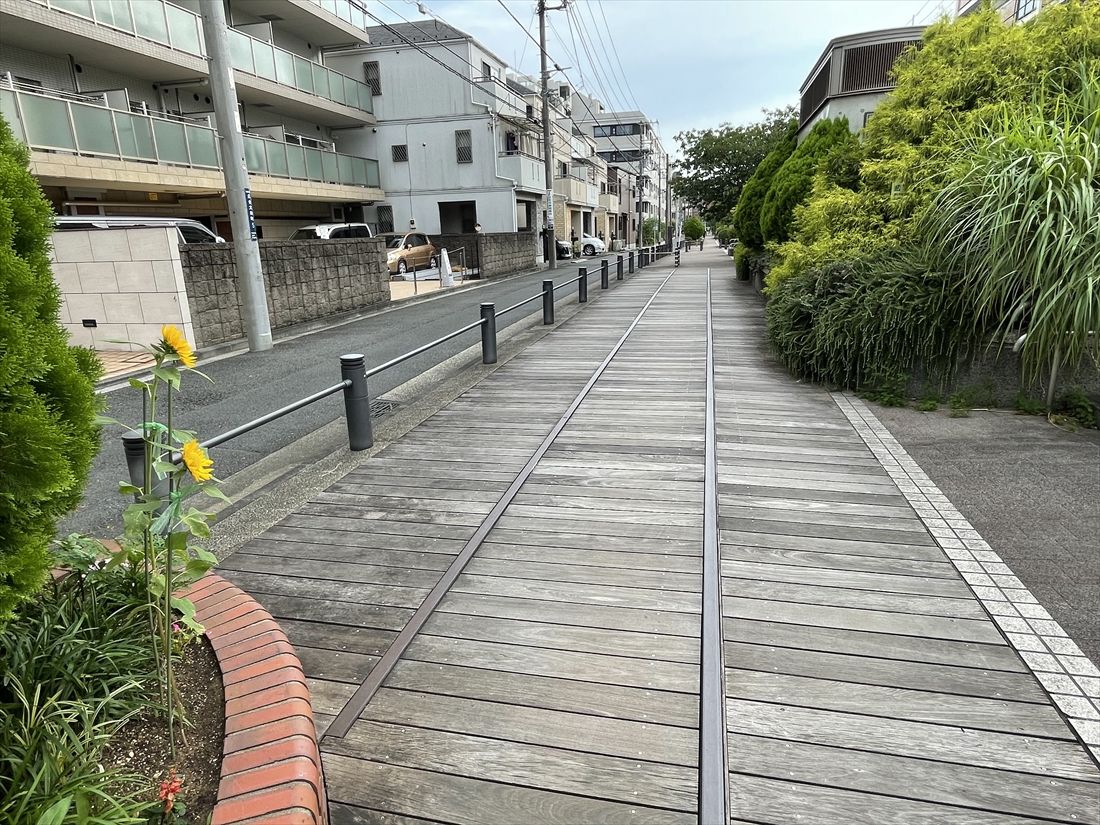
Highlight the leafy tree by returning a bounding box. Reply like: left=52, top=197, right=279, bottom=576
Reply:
left=760, top=117, right=856, bottom=244
left=682, top=216, right=705, bottom=241
left=0, top=116, right=101, bottom=621
left=732, top=120, right=797, bottom=250
left=672, top=106, right=796, bottom=223
left=642, top=217, right=666, bottom=245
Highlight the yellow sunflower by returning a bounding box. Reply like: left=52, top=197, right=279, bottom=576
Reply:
left=181, top=439, right=214, bottom=482
left=161, top=324, right=197, bottom=368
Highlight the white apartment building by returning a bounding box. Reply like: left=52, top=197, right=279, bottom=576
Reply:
left=326, top=20, right=545, bottom=236
left=0, top=0, right=385, bottom=238
left=572, top=94, right=672, bottom=245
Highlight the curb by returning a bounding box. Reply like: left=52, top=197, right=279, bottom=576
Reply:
left=182, top=573, right=327, bottom=825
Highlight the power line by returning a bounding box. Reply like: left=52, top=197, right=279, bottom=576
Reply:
left=593, top=0, right=642, bottom=113
left=571, top=1, right=632, bottom=113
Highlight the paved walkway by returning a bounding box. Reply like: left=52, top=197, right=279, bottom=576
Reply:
left=219, top=245, right=1099, bottom=824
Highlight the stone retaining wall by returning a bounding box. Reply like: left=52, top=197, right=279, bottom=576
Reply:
left=478, top=231, right=538, bottom=278
left=181, top=239, right=388, bottom=348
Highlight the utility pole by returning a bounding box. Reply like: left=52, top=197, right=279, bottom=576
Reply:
left=538, top=1, right=564, bottom=271
left=201, top=0, right=272, bottom=351
left=665, top=152, right=672, bottom=248
left=636, top=135, right=645, bottom=249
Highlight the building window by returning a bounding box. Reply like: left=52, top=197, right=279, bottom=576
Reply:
left=364, top=61, right=381, bottom=95
left=558, top=161, right=568, bottom=178
left=593, top=123, right=640, bottom=138
left=455, top=129, right=472, bottom=164
left=377, top=205, right=394, bottom=233
left=392, top=144, right=408, bottom=162
left=1016, top=0, right=1038, bottom=19
left=481, top=60, right=492, bottom=80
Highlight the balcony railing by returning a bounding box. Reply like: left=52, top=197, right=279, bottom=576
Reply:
left=306, top=0, right=369, bottom=31
left=473, top=76, right=527, bottom=120
left=28, top=0, right=372, bottom=114
left=497, top=151, right=545, bottom=191
left=553, top=175, right=597, bottom=207
left=599, top=192, right=620, bottom=213
left=0, top=85, right=379, bottom=189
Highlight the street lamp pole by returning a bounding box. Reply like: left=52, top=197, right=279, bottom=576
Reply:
left=538, top=1, right=568, bottom=270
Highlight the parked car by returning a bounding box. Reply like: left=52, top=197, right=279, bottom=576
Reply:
left=54, top=215, right=223, bottom=244
left=579, top=234, right=605, bottom=256
left=555, top=239, right=572, bottom=259
left=382, top=232, right=438, bottom=275
left=289, top=223, right=373, bottom=240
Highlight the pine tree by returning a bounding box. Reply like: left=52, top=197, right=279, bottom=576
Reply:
left=0, top=116, right=101, bottom=621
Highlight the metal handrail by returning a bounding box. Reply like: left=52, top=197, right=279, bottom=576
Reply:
left=364, top=318, right=486, bottom=379
left=121, top=246, right=662, bottom=487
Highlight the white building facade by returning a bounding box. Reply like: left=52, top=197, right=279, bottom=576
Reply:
left=327, top=21, right=545, bottom=236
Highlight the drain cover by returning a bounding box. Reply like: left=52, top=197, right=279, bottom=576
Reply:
left=370, top=396, right=399, bottom=418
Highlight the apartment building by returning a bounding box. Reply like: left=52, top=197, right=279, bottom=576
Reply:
left=797, top=26, right=924, bottom=141
left=956, top=0, right=1047, bottom=21
left=0, top=0, right=385, bottom=238
left=571, top=95, right=671, bottom=245
left=324, top=20, right=544, bottom=236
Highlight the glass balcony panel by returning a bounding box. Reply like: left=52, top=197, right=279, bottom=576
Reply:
left=50, top=0, right=93, bottom=19
left=365, top=158, right=379, bottom=187
left=342, top=75, right=357, bottom=109
left=21, top=95, right=76, bottom=150
left=132, top=1, right=169, bottom=44
left=304, top=147, right=323, bottom=180
left=71, top=102, right=119, bottom=155
left=152, top=119, right=188, bottom=164
left=185, top=126, right=218, bottom=167
left=350, top=5, right=365, bottom=29
left=95, top=0, right=134, bottom=33
left=252, top=41, right=276, bottom=80
left=293, top=56, right=315, bottom=93
left=229, top=30, right=255, bottom=73
left=321, top=151, right=338, bottom=183
left=114, top=113, right=156, bottom=160
left=243, top=135, right=267, bottom=174
left=349, top=156, right=366, bottom=185
left=286, top=144, right=307, bottom=178
left=0, top=90, right=23, bottom=140
left=266, top=142, right=289, bottom=177
left=274, top=49, right=296, bottom=86
left=358, top=82, right=372, bottom=113
left=320, top=0, right=338, bottom=14
left=312, top=64, right=330, bottom=100
left=165, top=4, right=203, bottom=55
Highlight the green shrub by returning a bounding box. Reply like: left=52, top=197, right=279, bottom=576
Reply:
left=1055, top=387, right=1097, bottom=428
left=760, top=117, right=856, bottom=244
left=0, top=116, right=102, bottom=621
left=642, top=217, right=666, bottom=245
left=683, top=216, right=705, bottom=241
left=1015, top=394, right=1046, bottom=416
left=732, top=120, right=797, bottom=250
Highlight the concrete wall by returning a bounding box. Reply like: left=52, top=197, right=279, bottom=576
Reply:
left=180, top=238, right=389, bottom=348
left=50, top=228, right=193, bottom=351
left=478, top=231, right=538, bottom=278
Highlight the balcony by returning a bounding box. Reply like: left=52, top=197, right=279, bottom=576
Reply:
left=473, top=77, right=527, bottom=120
left=554, top=176, right=597, bottom=208
left=21, top=0, right=373, bottom=118
left=599, top=192, right=620, bottom=213
left=0, top=85, right=380, bottom=193
left=497, top=151, right=545, bottom=193
left=232, top=0, right=370, bottom=45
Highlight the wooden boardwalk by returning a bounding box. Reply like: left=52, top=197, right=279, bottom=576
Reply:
left=219, top=246, right=1100, bottom=824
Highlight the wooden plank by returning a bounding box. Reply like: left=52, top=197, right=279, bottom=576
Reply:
left=721, top=544, right=958, bottom=580
left=719, top=529, right=948, bottom=562
left=405, top=634, right=698, bottom=693
left=721, top=578, right=986, bottom=619
left=218, top=553, right=444, bottom=589
left=722, top=640, right=1047, bottom=701
left=727, top=734, right=1100, bottom=824
left=384, top=660, right=699, bottom=727
left=725, top=669, right=1072, bottom=738
left=479, top=542, right=701, bottom=573
left=323, top=756, right=696, bottom=825
left=327, top=801, right=443, bottom=825
left=726, top=700, right=1099, bottom=780
left=728, top=773, right=1054, bottom=825
left=451, top=573, right=701, bottom=613
left=465, top=557, right=701, bottom=592
left=327, top=720, right=698, bottom=812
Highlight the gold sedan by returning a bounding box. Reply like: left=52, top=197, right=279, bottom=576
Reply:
left=384, top=232, right=439, bottom=276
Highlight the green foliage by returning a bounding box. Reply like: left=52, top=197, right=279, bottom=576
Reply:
left=910, top=68, right=1100, bottom=389
left=715, top=222, right=734, bottom=245
left=916, top=397, right=940, bottom=412
left=861, top=369, right=909, bottom=407
left=642, top=217, right=666, bottom=246
left=672, top=106, right=796, bottom=222
left=948, top=392, right=971, bottom=418
left=0, top=116, right=102, bottom=621
left=0, top=568, right=155, bottom=825
left=1014, top=393, right=1046, bottom=416
left=1055, top=387, right=1097, bottom=428
left=760, top=117, right=856, bottom=244
left=682, top=216, right=705, bottom=241
left=764, top=2, right=1100, bottom=389
left=732, top=120, right=798, bottom=250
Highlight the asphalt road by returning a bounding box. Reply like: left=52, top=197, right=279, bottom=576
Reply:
left=66, top=256, right=610, bottom=538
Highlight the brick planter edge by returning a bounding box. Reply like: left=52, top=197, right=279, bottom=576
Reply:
left=182, top=573, right=327, bottom=825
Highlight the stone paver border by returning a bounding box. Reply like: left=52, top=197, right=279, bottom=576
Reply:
left=834, top=393, right=1100, bottom=763
left=183, top=573, right=327, bottom=825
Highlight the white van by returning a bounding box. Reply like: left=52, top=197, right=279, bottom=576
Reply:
left=289, top=223, right=374, bottom=240
left=54, top=216, right=223, bottom=244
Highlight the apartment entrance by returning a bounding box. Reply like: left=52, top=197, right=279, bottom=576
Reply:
left=439, top=201, right=478, bottom=233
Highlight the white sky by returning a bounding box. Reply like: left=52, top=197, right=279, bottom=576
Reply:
left=369, top=0, right=953, bottom=152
